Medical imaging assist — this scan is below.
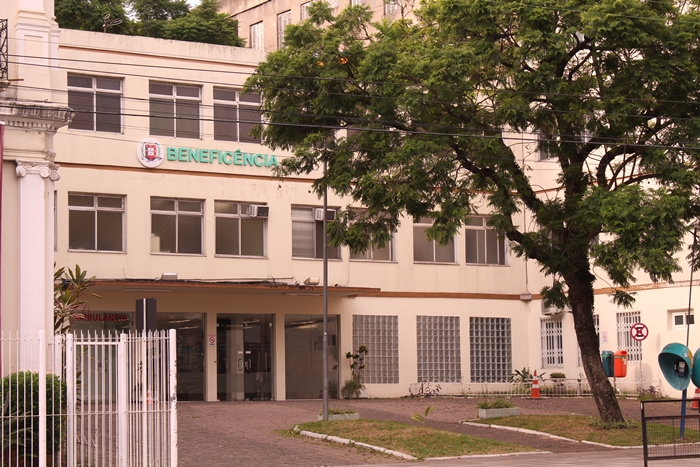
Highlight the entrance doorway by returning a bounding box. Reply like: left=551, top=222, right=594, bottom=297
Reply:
left=217, top=314, right=273, bottom=401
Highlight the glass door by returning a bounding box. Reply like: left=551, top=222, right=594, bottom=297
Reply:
left=217, top=314, right=273, bottom=401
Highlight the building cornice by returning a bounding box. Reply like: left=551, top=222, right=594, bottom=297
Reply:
left=0, top=100, right=73, bottom=132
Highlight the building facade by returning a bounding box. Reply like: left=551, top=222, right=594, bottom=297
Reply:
left=0, top=0, right=697, bottom=402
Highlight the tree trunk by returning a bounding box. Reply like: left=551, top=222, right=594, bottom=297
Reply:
left=567, top=273, right=625, bottom=423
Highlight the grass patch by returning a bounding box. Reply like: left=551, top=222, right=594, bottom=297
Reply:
left=475, top=415, right=700, bottom=446
left=295, top=419, right=532, bottom=459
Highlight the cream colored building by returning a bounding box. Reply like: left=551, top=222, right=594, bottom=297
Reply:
left=0, top=0, right=697, bottom=403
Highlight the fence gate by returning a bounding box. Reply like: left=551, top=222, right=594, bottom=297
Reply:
left=64, top=330, right=177, bottom=467
left=641, top=399, right=700, bottom=466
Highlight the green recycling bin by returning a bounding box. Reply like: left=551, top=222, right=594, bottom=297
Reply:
left=602, top=351, right=614, bottom=377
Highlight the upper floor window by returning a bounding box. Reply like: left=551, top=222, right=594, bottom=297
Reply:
left=149, top=82, right=200, bottom=139
left=213, top=88, right=261, bottom=143
left=465, top=216, right=507, bottom=265
left=351, top=0, right=365, bottom=5
left=538, top=133, right=555, bottom=160
left=67, top=74, right=121, bottom=133
left=349, top=210, right=394, bottom=262
left=671, top=309, right=694, bottom=329
left=277, top=10, right=291, bottom=49
left=250, top=22, right=264, bottom=50
left=413, top=217, right=455, bottom=263
left=291, top=206, right=340, bottom=259
left=301, top=2, right=311, bottom=19
left=68, top=193, right=124, bottom=252
left=151, top=198, right=203, bottom=254
left=384, top=0, right=400, bottom=16
left=215, top=201, right=267, bottom=257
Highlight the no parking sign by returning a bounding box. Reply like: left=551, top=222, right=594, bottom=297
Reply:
left=630, top=322, right=648, bottom=341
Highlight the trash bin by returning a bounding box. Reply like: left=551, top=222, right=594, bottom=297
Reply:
left=614, top=350, right=628, bottom=378
left=602, top=351, right=614, bottom=377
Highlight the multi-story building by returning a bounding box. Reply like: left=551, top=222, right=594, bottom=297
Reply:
left=0, top=0, right=696, bottom=402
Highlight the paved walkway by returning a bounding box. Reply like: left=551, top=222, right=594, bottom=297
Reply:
left=177, top=398, right=698, bottom=467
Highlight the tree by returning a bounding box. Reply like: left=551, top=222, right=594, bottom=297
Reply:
left=246, top=1, right=700, bottom=423
left=161, top=0, right=245, bottom=46
left=128, top=0, right=191, bottom=37
left=55, top=0, right=132, bottom=34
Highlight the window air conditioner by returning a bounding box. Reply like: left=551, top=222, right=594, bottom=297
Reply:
left=314, top=208, right=336, bottom=221
left=541, top=303, right=565, bottom=316
left=247, top=205, right=269, bottom=218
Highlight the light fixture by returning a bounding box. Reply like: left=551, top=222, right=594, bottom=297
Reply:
left=303, top=277, right=320, bottom=286
left=161, top=272, right=178, bottom=281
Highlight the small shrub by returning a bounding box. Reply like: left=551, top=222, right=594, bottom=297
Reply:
left=477, top=398, right=515, bottom=409
left=639, top=385, right=663, bottom=401
left=321, top=408, right=357, bottom=415
left=342, top=345, right=368, bottom=399
left=549, top=372, right=566, bottom=379
left=411, top=405, right=435, bottom=427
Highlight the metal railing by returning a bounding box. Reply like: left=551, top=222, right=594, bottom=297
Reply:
left=0, top=19, right=7, bottom=82
left=641, top=399, right=700, bottom=466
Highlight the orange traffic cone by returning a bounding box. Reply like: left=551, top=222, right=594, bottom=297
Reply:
left=691, top=387, right=700, bottom=410
left=530, top=371, right=541, bottom=399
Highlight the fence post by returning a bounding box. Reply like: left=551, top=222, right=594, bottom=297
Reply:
left=169, top=329, right=178, bottom=467
left=39, top=330, right=46, bottom=467
left=66, top=333, right=74, bottom=467
left=118, top=333, right=128, bottom=467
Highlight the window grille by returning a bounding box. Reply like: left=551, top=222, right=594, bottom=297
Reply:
left=416, top=316, right=461, bottom=383
left=541, top=318, right=563, bottom=368
left=469, top=317, right=511, bottom=383
left=617, top=311, right=642, bottom=361
left=352, top=315, right=399, bottom=384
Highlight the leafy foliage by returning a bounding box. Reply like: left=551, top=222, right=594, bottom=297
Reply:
left=54, top=265, right=100, bottom=335
left=246, top=0, right=700, bottom=423
left=161, top=0, right=245, bottom=46
left=477, top=399, right=515, bottom=410
left=411, top=405, right=436, bottom=427
left=55, top=0, right=132, bottom=34
left=342, top=345, right=368, bottom=398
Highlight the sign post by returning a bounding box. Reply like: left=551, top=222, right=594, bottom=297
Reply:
left=630, top=322, right=648, bottom=391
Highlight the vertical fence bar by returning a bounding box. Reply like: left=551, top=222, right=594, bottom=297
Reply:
left=39, top=330, right=47, bottom=467
left=169, top=329, right=178, bottom=467
left=66, top=333, right=75, bottom=467
left=118, top=333, right=128, bottom=467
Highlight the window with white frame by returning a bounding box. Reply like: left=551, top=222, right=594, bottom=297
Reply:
left=151, top=198, right=203, bottom=254
left=277, top=10, right=291, bottom=49
left=353, top=315, right=399, bottom=384
left=291, top=206, right=340, bottom=259
left=538, top=133, right=555, bottom=160
left=250, top=21, right=264, bottom=50
left=215, top=201, right=266, bottom=257
left=465, top=216, right=507, bottom=265
left=349, top=209, right=394, bottom=262
left=541, top=318, right=563, bottom=368
left=68, top=193, right=124, bottom=252
left=616, top=311, right=642, bottom=362
left=67, top=75, right=122, bottom=133
left=417, top=316, right=461, bottom=382
left=577, top=314, right=599, bottom=367
left=351, top=0, right=365, bottom=5
left=301, top=2, right=311, bottom=20
left=670, top=309, right=694, bottom=329
left=384, top=0, right=400, bottom=16
left=149, top=82, right=200, bottom=138
left=470, top=317, right=512, bottom=383
left=213, top=88, right=261, bottom=143
left=413, top=217, right=455, bottom=263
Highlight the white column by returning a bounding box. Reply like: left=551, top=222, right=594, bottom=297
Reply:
left=16, top=160, right=59, bottom=339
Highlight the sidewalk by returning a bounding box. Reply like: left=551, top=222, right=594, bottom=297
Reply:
left=177, top=398, right=696, bottom=467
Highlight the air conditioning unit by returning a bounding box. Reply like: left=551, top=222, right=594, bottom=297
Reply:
left=541, top=302, right=565, bottom=316
left=314, top=208, right=336, bottom=221
left=247, top=205, right=269, bottom=218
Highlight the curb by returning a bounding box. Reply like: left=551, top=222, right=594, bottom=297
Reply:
left=461, top=421, right=644, bottom=449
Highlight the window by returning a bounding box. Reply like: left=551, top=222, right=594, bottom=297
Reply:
left=353, top=315, right=399, bottom=384
left=151, top=198, right=203, bottom=254
left=68, top=193, right=124, bottom=251
left=465, top=216, right=507, bottom=265
left=67, top=75, right=121, bottom=133
left=617, top=311, right=642, bottom=362
left=541, top=318, right=563, bottom=368
left=351, top=0, right=365, bottom=5
left=213, top=88, right=261, bottom=143
left=384, top=0, right=400, bottom=16
left=149, top=82, right=200, bottom=139
left=417, top=316, right=461, bottom=382
left=348, top=210, right=394, bottom=262
left=291, top=206, right=340, bottom=259
left=413, top=217, right=455, bottom=263
left=301, top=2, right=311, bottom=20
left=470, top=317, right=511, bottom=383
left=670, top=309, right=694, bottom=329
left=215, top=201, right=266, bottom=257
left=250, top=22, right=264, bottom=50
left=277, top=10, right=291, bottom=49
left=538, top=133, right=555, bottom=160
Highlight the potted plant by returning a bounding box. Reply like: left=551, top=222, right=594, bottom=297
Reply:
left=477, top=398, right=519, bottom=419
left=341, top=345, right=368, bottom=399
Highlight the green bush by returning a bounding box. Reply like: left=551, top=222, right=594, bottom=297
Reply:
left=477, top=398, right=515, bottom=409
left=1, top=371, right=67, bottom=460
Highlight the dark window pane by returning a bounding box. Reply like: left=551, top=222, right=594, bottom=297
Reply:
left=96, top=77, right=121, bottom=91
left=372, top=243, right=391, bottom=261
left=292, top=221, right=314, bottom=258
left=152, top=214, right=176, bottom=253
left=68, top=91, right=94, bottom=130
left=68, top=194, right=94, bottom=207
left=315, top=222, right=339, bottom=259
left=97, top=211, right=123, bottom=251
left=215, top=201, right=238, bottom=215
left=178, top=215, right=202, bottom=254
left=178, top=200, right=202, bottom=213
left=67, top=75, right=92, bottom=88
left=486, top=229, right=499, bottom=265
left=69, top=210, right=95, bottom=250
left=240, top=93, right=260, bottom=103
left=688, top=315, right=695, bottom=325
left=150, top=99, right=174, bottom=137
left=151, top=198, right=175, bottom=211
left=177, top=85, right=199, bottom=98
left=674, top=315, right=684, bottom=326
left=241, top=218, right=264, bottom=256
left=97, top=196, right=123, bottom=208
left=465, top=230, right=478, bottom=264
left=176, top=99, right=200, bottom=138
left=435, top=239, right=454, bottom=263
left=239, top=107, right=261, bottom=143
left=214, top=104, right=237, bottom=142
left=216, top=217, right=240, bottom=255
left=150, top=83, right=172, bottom=95
left=413, top=226, right=433, bottom=262
left=214, top=88, right=237, bottom=101
left=96, top=92, right=121, bottom=133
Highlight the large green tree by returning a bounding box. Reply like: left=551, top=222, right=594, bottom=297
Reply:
left=161, top=0, right=245, bottom=46
left=55, top=0, right=132, bottom=34
left=247, top=0, right=700, bottom=422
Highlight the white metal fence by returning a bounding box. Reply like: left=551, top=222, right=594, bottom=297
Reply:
left=0, top=330, right=177, bottom=467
